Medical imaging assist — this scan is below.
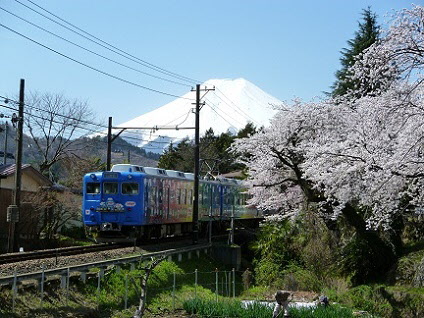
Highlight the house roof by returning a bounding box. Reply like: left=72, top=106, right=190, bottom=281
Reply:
left=0, top=164, right=53, bottom=187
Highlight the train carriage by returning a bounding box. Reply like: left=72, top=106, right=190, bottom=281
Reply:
left=82, top=164, right=261, bottom=242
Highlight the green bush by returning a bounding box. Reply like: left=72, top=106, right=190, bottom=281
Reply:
left=253, top=258, right=283, bottom=287
left=147, top=260, right=184, bottom=288
left=281, top=264, right=322, bottom=292
left=340, top=233, right=395, bottom=285
left=336, top=285, right=394, bottom=317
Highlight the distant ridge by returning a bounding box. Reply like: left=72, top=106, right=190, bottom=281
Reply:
left=116, top=78, right=282, bottom=153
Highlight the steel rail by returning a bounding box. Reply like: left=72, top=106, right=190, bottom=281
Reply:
left=0, top=243, right=211, bottom=286
left=0, top=243, right=122, bottom=265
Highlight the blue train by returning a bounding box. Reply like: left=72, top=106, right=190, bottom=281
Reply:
left=82, top=164, right=261, bottom=242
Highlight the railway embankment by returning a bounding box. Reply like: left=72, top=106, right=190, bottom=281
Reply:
left=0, top=240, right=237, bottom=317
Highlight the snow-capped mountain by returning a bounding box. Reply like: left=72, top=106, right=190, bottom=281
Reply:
left=117, top=78, right=282, bottom=153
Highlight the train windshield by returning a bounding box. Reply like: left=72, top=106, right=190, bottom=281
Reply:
left=122, top=183, right=139, bottom=195
left=86, top=182, right=100, bottom=194
left=103, top=182, right=118, bottom=194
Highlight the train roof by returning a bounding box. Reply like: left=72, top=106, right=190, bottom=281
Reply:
left=111, top=164, right=145, bottom=173
left=143, top=167, right=167, bottom=176
left=166, top=170, right=186, bottom=178
left=109, top=164, right=244, bottom=184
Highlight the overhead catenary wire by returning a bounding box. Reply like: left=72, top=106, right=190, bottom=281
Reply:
left=0, top=103, right=177, bottom=147
left=214, top=87, right=260, bottom=126
left=204, top=102, right=238, bottom=127
left=15, top=0, right=201, bottom=85
left=0, top=94, right=107, bottom=130
left=0, top=95, right=190, bottom=143
left=0, top=6, right=191, bottom=88
left=0, top=23, right=195, bottom=101
left=204, top=97, right=245, bottom=127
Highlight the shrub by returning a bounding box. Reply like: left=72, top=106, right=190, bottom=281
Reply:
left=253, top=258, right=283, bottom=287
left=339, top=285, right=394, bottom=317
left=340, top=233, right=395, bottom=285
left=281, top=264, right=322, bottom=292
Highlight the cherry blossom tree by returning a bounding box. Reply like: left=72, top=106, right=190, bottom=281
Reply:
left=233, top=5, right=424, bottom=284
left=305, top=5, right=424, bottom=230
left=234, top=5, right=424, bottom=234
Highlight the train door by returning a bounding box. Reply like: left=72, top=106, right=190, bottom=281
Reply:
left=121, top=177, right=142, bottom=224
left=100, top=178, right=121, bottom=223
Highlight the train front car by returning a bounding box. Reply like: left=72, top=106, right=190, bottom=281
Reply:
left=82, top=171, right=144, bottom=242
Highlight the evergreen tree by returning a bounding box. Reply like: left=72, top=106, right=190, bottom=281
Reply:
left=331, top=7, right=380, bottom=97
left=157, top=123, right=257, bottom=175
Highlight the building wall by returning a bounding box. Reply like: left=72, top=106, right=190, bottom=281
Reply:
left=0, top=188, right=41, bottom=252
left=0, top=188, right=12, bottom=236
left=0, top=189, right=35, bottom=234
left=0, top=173, right=42, bottom=192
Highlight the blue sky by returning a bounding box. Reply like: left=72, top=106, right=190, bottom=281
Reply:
left=0, top=0, right=416, bottom=125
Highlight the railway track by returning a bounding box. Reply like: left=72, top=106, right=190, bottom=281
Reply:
left=0, top=243, right=126, bottom=265
left=0, top=230, right=239, bottom=267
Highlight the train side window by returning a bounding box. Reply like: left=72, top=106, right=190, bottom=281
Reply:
left=122, top=183, right=139, bottom=195
left=184, top=189, right=187, bottom=205
left=177, top=189, right=181, bottom=204
left=103, top=182, right=118, bottom=194
left=158, top=188, right=163, bottom=204
left=189, top=189, right=193, bottom=205
left=150, top=186, right=156, bottom=205
left=166, top=187, right=170, bottom=202
left=86, top=182, right=100, bottom=194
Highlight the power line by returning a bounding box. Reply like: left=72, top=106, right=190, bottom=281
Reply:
left=212, top=92, right=257, bottom=126
left=0, top=103, right=179, bottom=147
left=1, top=104, right=170, bottom=154
left=204, top=102, right=238, bottom=128
left=0, top=6, right=191, bottom=88
left=0, top=94, right=106, bottom=129
left=214, top=87, right=260, bottom=125
left=0, top=23, right=194, bottom=101
left=0, top=95, right=190, bottom=142
left=204, top=97, right=245, bottom=127
left=15, top=0, right=201, bottom=84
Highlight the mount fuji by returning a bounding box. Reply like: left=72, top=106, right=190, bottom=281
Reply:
left=115, top=78, right=282, bottom=153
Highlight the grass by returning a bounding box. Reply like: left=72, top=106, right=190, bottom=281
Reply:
left=183, top=298, right=356, bottom=318
left=0, top=252, right=230, bottom=317
left=1, top=249, right=422, bottom=317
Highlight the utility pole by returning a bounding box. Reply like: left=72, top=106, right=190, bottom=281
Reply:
left=3, top=121, right=8, bottom=165
left=193, top=84, right=201, bottom=244
left=192, top=84, right=214, bottom=244
left=7, top=79, right=24, bottom=253
left=107, top=117, right=112, bottom=171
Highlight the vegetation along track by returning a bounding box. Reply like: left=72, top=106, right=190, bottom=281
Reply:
left=0, top=243, right=126, bottom=265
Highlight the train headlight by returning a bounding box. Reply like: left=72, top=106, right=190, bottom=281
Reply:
left=90, top=174, right=96, bottom=180
left=128, top=175, right=133, bottom=179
